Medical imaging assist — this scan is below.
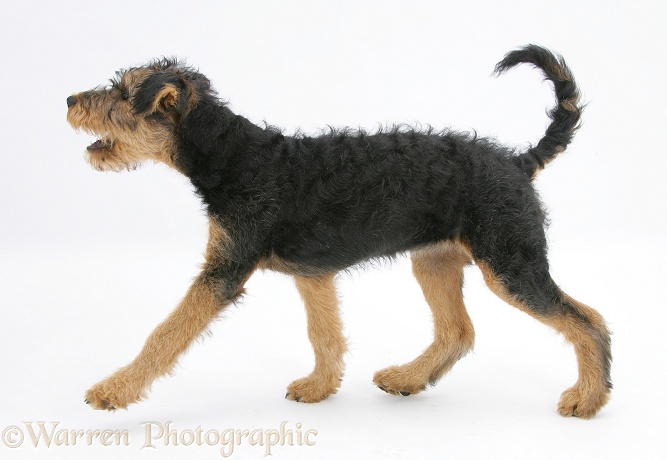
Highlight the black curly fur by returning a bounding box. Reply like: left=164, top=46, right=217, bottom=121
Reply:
left=128, top=46, right=583, bottom=310
left=495, top=45, right=582, bottom=178
left=132, top=47, right=584, bottom=311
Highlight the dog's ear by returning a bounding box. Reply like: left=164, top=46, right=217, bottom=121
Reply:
left=134, top=73, right=185, bottom=116
left=150, top=84, right=180, bottom=113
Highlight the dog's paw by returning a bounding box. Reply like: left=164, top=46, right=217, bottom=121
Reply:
left=285, top=376, right=340, bottom=403
left=85, top=376, right=144, bottom=411
left=373, top=366, right=427, bottom=397
left=557, top=385, right=609, bottom=419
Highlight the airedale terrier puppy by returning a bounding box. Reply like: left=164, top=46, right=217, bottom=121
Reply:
left=66, top=45, right=611, bottom=418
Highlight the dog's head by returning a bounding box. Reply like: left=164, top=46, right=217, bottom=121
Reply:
left=66, top=59, right=211, bottom=172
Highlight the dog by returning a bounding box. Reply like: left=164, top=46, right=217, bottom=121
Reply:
left=66, top=45, right=611, bottom=418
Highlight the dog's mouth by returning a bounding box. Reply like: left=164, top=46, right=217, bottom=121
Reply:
left=87, top=138, right=114, bottom=152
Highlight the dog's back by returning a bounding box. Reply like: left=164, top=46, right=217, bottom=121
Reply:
left=251, top=45, right=582, bottom=274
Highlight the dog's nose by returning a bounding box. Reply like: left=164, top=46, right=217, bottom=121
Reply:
left=67, top=96, right=77, bottom=108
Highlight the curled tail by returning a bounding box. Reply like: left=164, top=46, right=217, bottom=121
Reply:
left=495, top=45, right=583, bottom=179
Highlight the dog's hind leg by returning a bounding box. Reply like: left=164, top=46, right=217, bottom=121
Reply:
left=373, top=241, right=475, bottom=396
left=475, top=256, right=612, bottom=418
left=286, top=274, right=347, bottom=403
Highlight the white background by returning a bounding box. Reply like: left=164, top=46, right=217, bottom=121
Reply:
left=1, top=0, right=666, bottom=458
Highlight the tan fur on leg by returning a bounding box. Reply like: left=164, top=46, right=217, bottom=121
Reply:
left=286, top=274, right=347, bottom=403
left=85, top=276, right=224, bottom=410
left=374, top=241, right=475, bottom=396
left=553, top=294, right=611, bottom=418
left=477, top=262, right=611, bottom=418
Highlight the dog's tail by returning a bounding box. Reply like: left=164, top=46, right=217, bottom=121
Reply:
left=494, top=45, right=583, bottom=179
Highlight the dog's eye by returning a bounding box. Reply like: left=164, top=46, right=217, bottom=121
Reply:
left=121, top=91, right=130, bottom=100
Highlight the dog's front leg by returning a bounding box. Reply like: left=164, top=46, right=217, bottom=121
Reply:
left=85, top=217, right=255, bottom=411
left=286, top=274, right=347, bottom=403
left=84, top=273, right=232, bottom=410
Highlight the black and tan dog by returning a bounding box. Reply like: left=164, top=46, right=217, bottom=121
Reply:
left=66, top=45, right=611, bottom=418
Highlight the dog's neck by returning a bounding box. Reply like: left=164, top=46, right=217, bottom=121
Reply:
left=174, top=101, right=281, bottom=191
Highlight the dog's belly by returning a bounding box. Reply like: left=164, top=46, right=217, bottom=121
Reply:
left=269, top=212, right=459, bottom=273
